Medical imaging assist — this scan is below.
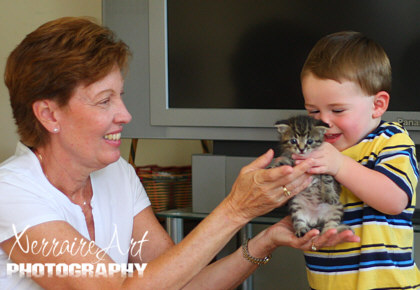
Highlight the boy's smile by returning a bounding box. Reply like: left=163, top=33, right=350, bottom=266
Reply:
left=324, top=133, right=342, bottom=144
left=302, top=73, right=381, bottom=152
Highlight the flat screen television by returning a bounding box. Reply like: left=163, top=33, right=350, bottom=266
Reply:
left=103, top=0, right=420, bottom=145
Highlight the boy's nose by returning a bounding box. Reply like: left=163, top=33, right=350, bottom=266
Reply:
left=319, top=113, right=332, bottom=128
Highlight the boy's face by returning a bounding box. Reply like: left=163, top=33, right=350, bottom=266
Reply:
left=302, top=73, right=380, bottom=151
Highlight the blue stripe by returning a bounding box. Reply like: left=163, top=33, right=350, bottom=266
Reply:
left=343, top=218, right=362, bottom=225
left=377, top=149, right=419, bottom=178
left=360, top=259, right=413, bottom=267
left=307, top=260, right=414, bottom=272
left=376, top=166, right=413, bottom=197
left=306, top=254, right=414, bottom=272
left=342, top=211, right=413, bottom=227
left=363, top=214, right=412, bottom=225
left=307, top=263, right=358, bottom=271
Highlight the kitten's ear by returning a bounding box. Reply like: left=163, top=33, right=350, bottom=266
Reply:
left=274, top=120, right=290, bottom=134
left=314, top=119, right=329, bottom=134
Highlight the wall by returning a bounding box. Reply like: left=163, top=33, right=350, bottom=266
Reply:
left=120, top=138, right=203, bottom=166
left=0, top=0, right=102, bottom=162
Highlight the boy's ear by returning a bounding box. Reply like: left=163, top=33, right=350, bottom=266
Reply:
left=372, top=91, right=389, bottom=119
left=32, top=100, right=60, bottom=133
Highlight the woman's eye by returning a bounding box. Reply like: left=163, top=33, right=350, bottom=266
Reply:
left=333, top=109, right=344, bottom=113
left=99, top=98, right=110, bottom=105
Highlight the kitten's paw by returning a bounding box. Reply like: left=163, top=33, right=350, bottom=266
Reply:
left=321, top=224, right=354, bottom=235
left=336, top=224, right=354, bottom=234
left=295, top=226, right=311, bottom=238
left=270, top=156, right=294, bottom=168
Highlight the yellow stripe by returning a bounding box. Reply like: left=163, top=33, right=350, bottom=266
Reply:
left=308, top=267, right=420, bottom=290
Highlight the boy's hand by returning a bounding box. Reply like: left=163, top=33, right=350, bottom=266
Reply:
left=293, top=142, right=343, bottom=176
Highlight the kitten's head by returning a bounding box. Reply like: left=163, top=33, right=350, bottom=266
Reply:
left=275, top=115, right=329, bottom=155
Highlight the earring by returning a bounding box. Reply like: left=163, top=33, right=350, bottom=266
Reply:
left=53, top=128, right=59, bottom=133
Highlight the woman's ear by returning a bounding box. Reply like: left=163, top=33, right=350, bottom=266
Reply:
left=32, top=100, right=60, bottom=133
left=372, top=91, right=390, bottom=119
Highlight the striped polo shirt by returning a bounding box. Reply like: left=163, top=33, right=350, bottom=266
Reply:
left=305, top=121, right=420, bottom=290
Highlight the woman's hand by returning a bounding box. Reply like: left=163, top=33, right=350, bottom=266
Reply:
left=222, top=149, right=314, bottom=224
left=263, top=216, right=360, bottom=252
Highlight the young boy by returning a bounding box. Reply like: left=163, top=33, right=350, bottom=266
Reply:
left=298, top=31, right=420, bottom=289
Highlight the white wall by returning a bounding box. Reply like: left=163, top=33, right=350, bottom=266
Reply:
left=120, top=138, right=203, bottom=166
left=0, top=0, right=102, bottom=162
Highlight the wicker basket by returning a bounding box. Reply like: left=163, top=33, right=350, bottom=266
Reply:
left=135, top=165, right=192, bottom=213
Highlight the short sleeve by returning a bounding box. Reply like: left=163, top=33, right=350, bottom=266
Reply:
left=374, top=131, right=418, bottom=205
left=0, top=177, right=66, bottom=243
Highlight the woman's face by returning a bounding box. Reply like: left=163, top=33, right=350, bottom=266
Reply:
left=55, top=66, right=132, bottom=170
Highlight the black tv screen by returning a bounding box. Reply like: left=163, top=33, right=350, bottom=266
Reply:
left=167, top=0, right=420, bottom=111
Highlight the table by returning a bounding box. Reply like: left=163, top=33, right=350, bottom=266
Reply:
left=157, top=207, right=420, bottom=243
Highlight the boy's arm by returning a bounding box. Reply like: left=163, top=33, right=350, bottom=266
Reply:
left=334, top=154, right=408, bottom=215
left=297, top=142, right=409, bottom=215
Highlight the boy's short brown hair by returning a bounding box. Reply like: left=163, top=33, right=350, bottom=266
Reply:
left=301, top=31, right=391, bottom=96
left=4, top=17, right=131, bottom=148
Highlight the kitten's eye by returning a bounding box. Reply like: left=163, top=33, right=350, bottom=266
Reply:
left=307, top=139, right=313, bottom=145
left=290, top=138, right=297, bottom=145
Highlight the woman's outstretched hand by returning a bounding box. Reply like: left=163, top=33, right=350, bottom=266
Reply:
left=265, top=215, right=360, bottom=251
left=222, top=149, right=315, bottom=224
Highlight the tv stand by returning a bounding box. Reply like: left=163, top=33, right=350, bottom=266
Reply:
left=192, top=140, right=279, bottom=213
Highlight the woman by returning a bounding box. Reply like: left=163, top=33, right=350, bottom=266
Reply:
left=0, top=17, right=358, bottom=289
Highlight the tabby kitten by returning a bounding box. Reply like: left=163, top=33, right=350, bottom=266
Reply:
left=272, top=115, right=352, bottom=237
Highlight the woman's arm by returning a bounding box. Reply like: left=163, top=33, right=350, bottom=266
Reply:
left=1, top=221, right=126, bottom=289
left=129, top=206, right=174, bottom=264
left=182, top=216, right=359, bottom=290
left=126, top=150, right=316, bottom=289
left=126, top=150, right=317, bottom=289
left=129, top=162, right=317, bottom=289
left=0, top=150, right=317, bottom=289
left=0, top=150, right=295, bottom=289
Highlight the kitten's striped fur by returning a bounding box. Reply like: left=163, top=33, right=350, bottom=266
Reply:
left=273, top=115, right=352, bottom=237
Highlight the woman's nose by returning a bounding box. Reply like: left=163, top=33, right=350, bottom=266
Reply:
left=115, top=99, right=132, bottom=124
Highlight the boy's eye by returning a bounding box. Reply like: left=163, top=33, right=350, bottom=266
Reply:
left=332, top=109, right=344, bottom=113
